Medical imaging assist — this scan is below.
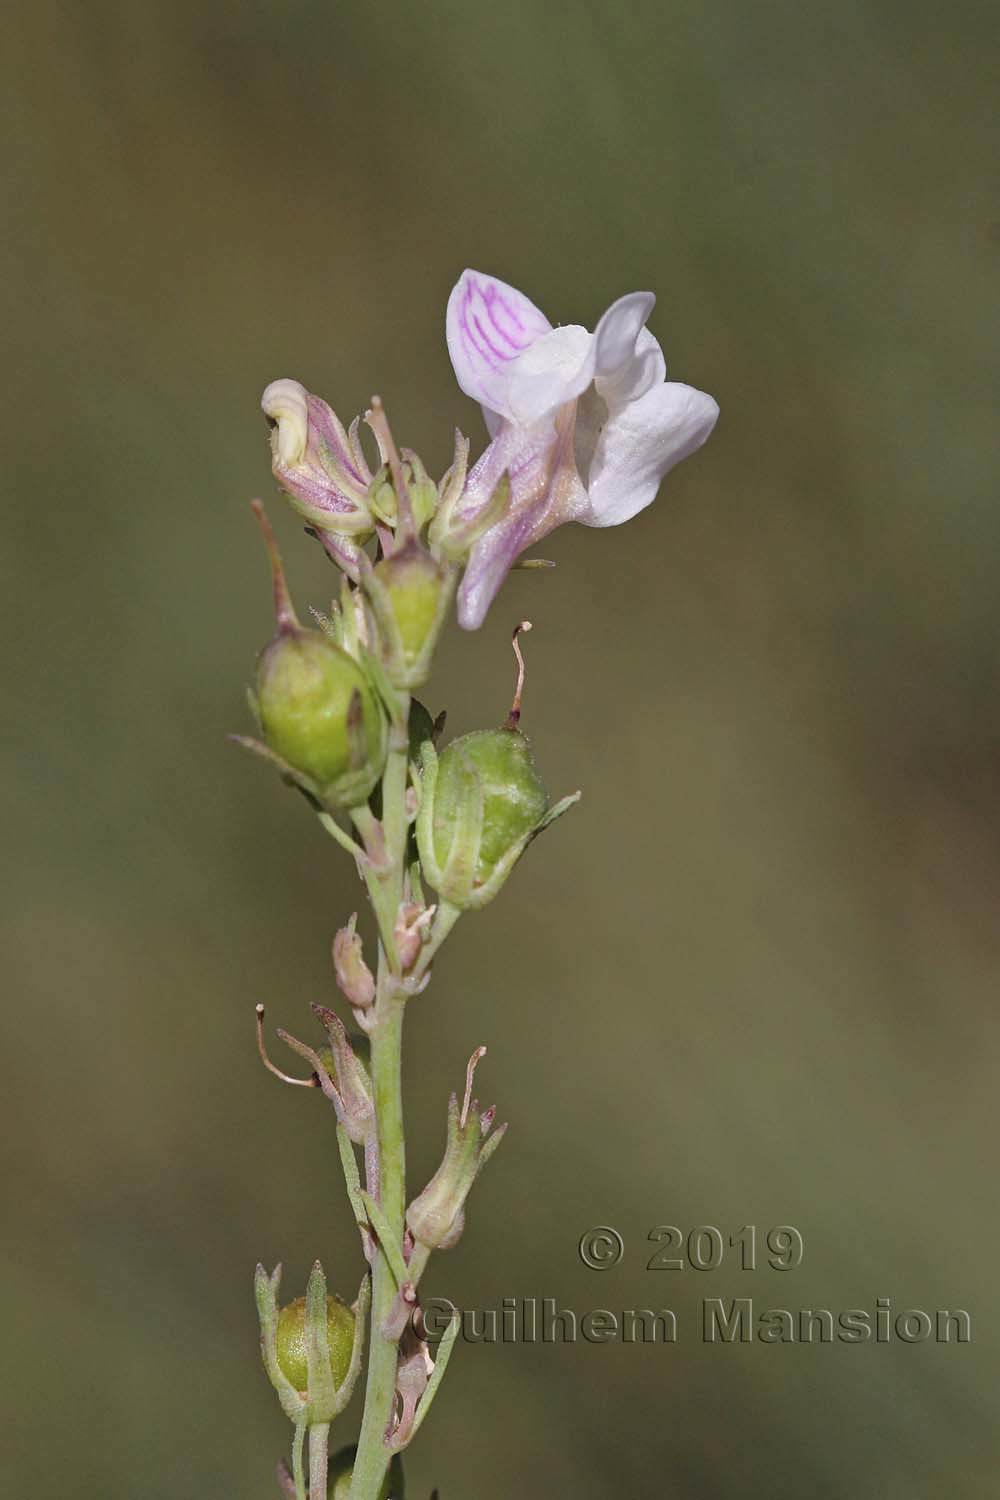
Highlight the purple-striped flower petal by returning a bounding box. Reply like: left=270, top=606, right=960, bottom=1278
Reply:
left=446, top=270, right=552, bottom=423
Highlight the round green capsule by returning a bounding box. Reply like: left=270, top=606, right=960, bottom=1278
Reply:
left=275, top=1294, right=355, bottom=1394
left=415, top=625, right=579, bottom=908
left=434, top=726, right=547, bottom=885
left=247, top=501, right=388, bottom=810
left=257, top=630, right=387, bottom=809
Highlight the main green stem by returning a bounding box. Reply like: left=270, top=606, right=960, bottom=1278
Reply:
left=350, top=703, right=410, bottom=1500
left=350, top=992, right=404, bottom=1500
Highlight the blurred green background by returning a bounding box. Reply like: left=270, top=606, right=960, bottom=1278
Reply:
left=4, top=2, right=998, bottom=1496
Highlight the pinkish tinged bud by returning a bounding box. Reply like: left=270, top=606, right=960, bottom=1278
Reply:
left=390, top=1327, right=433, bottom=1450
left=393, top=902, right=431, bottom=973
left=405, top=1048, right=506, bottom=1251
left=261, top=379, right=376, bottom=581
left=333, top=915, right=376, bottom=1010
left=273, top=1006, right=374, bottom=1145
left=310, top=1004, right=375, bottom=1144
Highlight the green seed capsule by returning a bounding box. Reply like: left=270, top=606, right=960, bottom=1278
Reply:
left=244, top=502, right=387, bottom=810
left=275, top=1294, right=355, bottom=1394
left=434, top=727, right=547, bottom=882
left=414, top=625, right=579, bottom=909
left=257, top=630, right=386, bottom=807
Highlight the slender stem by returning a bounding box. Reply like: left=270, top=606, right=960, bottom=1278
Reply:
left=309, top=1422, right=330, bottom=1500
left=349, top=806, right=398, bottom=967
left=406, top=1239, right=432, bottom=1288
left=361, top=1190, right=410, bottom=1289
left=292, top=1423, right=307, bottom=1500
left=350, top=691, right=408, bottom=972
left=380, top=706, right=410, bottom=898
left=410, top=899, right=461, bottom=986
left=350, top=701, right=411, bottom=1500
left=364, top=1135, right=380, bottom=1202
left=318, top=810, right=369, bottom=865
left=349, top=992, right=406, bottom=1500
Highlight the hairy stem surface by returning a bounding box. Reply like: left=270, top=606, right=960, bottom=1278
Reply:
left=349, top=713, right=410, bottom=1500
left=309, top=1423, right=330, bottom=1500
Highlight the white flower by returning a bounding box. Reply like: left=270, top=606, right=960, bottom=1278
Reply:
left=445, top=269, right=719, bottom=628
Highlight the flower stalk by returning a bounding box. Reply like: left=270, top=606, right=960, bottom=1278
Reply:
left=238, top=272, right=716, bottom=1499
left=351, top=990, right=406, bottom=1500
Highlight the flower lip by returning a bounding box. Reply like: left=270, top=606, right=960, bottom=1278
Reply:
left=593, top=290, right=656, bottom=381
left=262, top=378, right=309, bottom=466
left=504, top=323, right=594, bottom=428
left=578, top=379, right=720, bottom=529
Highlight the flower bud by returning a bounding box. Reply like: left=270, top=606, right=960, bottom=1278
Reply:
left=237, top=504, right=388, bottom=811
left=364, top=541, right=454, bottom=689
left=327, top=1445, right=405, bottom=1500
left=311, top=1004, right=375, bottom=1143
left=436, top=476, right=511, bottom=564
left=401, top=449, right=439, bottom=532
left=276, top=1293, right=355, bottom=1393
left=406, top=1049, right=506, bottom=1251
left=261, top=379, right=375, bottom=549
left=393, top=902, right=428, bottom=972
left=390, top=1328, right=433, bottom=1450
left=332, top=916, right=375, bottom=1010
left=275, top=1006, right=375, bottom=1143
left=367, top=451, right=438, bottom=533
left=427, top=431, right=511, bottom=562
